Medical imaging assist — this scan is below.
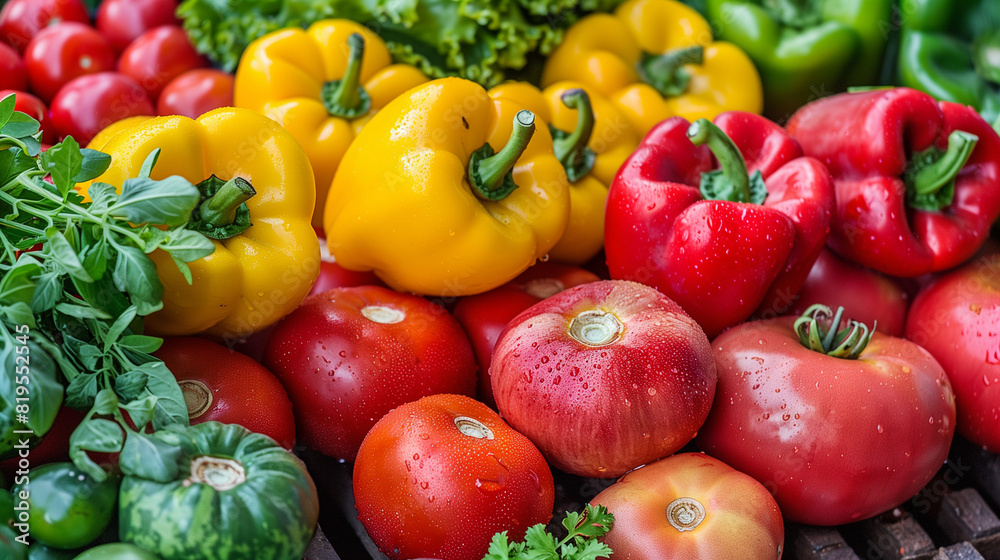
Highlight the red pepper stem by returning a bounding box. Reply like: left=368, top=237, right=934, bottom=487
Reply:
left=469, top=110, right=536, bottom=201
left=321, top=33, right=370, bottom=118
left=552, top=89, right=596, bottom=182
left=200, top=177, right=256, bottom=227
left=687, top=118, right=751, bottom=201
left=909, top=130, right=978, bottom=196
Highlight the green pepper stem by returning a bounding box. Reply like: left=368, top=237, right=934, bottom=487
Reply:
left=552, top=89, right=596, bottom=182
left=639, top=46, right=703, bottom=98
left=687, top=118, right=751, bottom=201
left=908, top=130, right=978, bottom=196
left=199, top=177, right=255, bottom=227
left=321, top=33, right=370, bottom=118
left=470, top=110, right=535, bottom=200
left=793, top=304, right=875, bottom=359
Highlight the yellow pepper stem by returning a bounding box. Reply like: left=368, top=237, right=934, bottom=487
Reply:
left=638, top=45, right=703, bottom=98
left=551, top=88, right=596, bottom=183
left=468, top=110, right=536, bottom=201
left=321, top=33, right=372, bottom=119
left=191, top=175, right=257, bottom=239
left=687, top=118, right=767, bottom=205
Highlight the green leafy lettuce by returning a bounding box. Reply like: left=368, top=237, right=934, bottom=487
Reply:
left=178, top=0, right=626, bottom=87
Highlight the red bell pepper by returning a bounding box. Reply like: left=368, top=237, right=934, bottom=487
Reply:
left=452, top=262, right=600, bottom=408
left=786, top=87, right=1000, bottom=277
left=605, top=112, right=834, bottom=338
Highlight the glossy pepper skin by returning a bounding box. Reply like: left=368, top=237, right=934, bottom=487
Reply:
left=787, top=88, right=1000, bottom=278
left=90, top=108, right=321, bottom=338
left=323, top=77, right=570, bottom=297
left=898, top=0, right=1000, bottom=123
left=605, top=111, right=834, bottom=338
left=234, top=20, right=429, bottom=228
left=489, top=81, right=640, bottom=265
left=706, top=0, right=892, bottom=122
left=541, top=0, right=763, bottom=136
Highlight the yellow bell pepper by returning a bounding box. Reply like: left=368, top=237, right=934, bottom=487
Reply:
left=489, top=81, right=640, bottom=264
left=88, top=107, right=320, bottom=339
left=323, top=77, right=571, bottom=296
left=542, top=0, right=763, bottom=135
left=234, top=19, right=429, bottom=229
left=85, top=116, right=154, bottom=152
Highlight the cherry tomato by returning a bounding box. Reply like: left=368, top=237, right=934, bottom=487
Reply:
left=48, top=72, right=155, bottom=145
left=262, top=286, right=477, bottom=461
left=592, top=453, right=784, bottom=560
left=353, top=394, right=555, bottom=560
left=96, top=0, right=180, bottom=52
left=0, top=89, right=54, bottom=143
left=789, top=248, right=911, bottom=336
left=153, top=337, right=296, bottom=449
left=156, top=68, right=233, bottom=119
left=0, top=0, right=89, bottom=53
left=117, top=25, right=207, bottom=102
left=308, top=235, right=383, bottom=297
left=0, top=42, right=26, bottom=91
left=906, top=247, right=1000, bottom=452
left=24, top=22, right=117, bottom=103
left=696, top=308, right=955, bottom=525
left=453, top=261, right=599, bottom=408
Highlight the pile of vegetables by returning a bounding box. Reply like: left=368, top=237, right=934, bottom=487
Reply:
left=1, top=0, right=999, bottom=559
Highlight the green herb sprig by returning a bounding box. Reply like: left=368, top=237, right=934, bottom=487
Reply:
left=0, top=94, right=216, bottom=481
left=484, top=504, right=615, bottom=560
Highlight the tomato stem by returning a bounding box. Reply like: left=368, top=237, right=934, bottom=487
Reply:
left=793, top=304, right=875, bottom=359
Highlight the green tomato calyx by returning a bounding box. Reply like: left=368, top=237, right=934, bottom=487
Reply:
left=794, top=304, right=875, bottom=359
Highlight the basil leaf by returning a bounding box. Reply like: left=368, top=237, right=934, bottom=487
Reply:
left=138, top=361, right=189, bottom=430
left=112, top=245, right=164, bottom=316
left=0, top=147, right=38, bottom=186
left=30, top=272, right=62, bottom=313
left=0, top=255, right=42, bottom=305
left=121, top=394, right=157, bottom=431
left=109, top=176, right=200, bottom=226
left=119, top=430, right=181, bottom=483
left=74, top=149, right=112, bottom=182
left=92, top=387, right=119, bottom=415
left=2, top=112, right=41, bottom=138
left=86, top=182, right=119, bottom=214
left=104, top=305, right=138, bottom=350
left=70, top=417, right=124, bottom=453
left=26, top=341, right=63, bottom=436
left=171, top=255, right=193, bottom=285
left=115, top=369, right=149, bottom=402
left=1, top=302, right=35, bottom=327
left=161, top=229, right=215, bottom=262
left=0, top=93, right=15, bottom=127
left=41, top=137, right=83, bottom=197
left=80, top=241, right=109, bottom=281
left=65, top=371, right=100, bottom=410
left=138, top=148, right=160, bottom=178
left=46, top=228, right=92, bottom=283
left=72, top=273, right=130, bottom=319
left=54, top=302, right=113, bottom=320
left=119, top=334, right=163, bottom=353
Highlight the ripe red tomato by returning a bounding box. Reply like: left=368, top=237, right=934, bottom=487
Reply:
left=491, top=280, right=717, bottom=478
left=453, top=261, right=599, bottom=408
left=906, top=248, right=1000, bottom=453
left=157, top=68, right=234, bottom=119
left=696, top=308, right=955, bottom=525
left=48, top=72, right=155, bottom=145
left=0, top=42, right=26, bottom=91
left=789, top=248, right=910, bottom=336
left=24, top=22, right=117, bottom=103
left=0, top=0, right=89, bottom=53
left=353, top=393, right=555, bottom=560
left=153, top=337, right=296, bottom=449
left=262, top=286, right=477, bottom=461
left=592, top=453, right=784, bottom=560
left=0, top=89, right=54, bottom=143
left=96, top=0, right=180, bottom=52
left=117, top=25, right=207, bottom=102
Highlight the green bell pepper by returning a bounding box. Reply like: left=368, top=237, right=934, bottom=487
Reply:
left=706, top=0, right=893, bottom=120
left=898, top=0, right=1000, bottom=123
